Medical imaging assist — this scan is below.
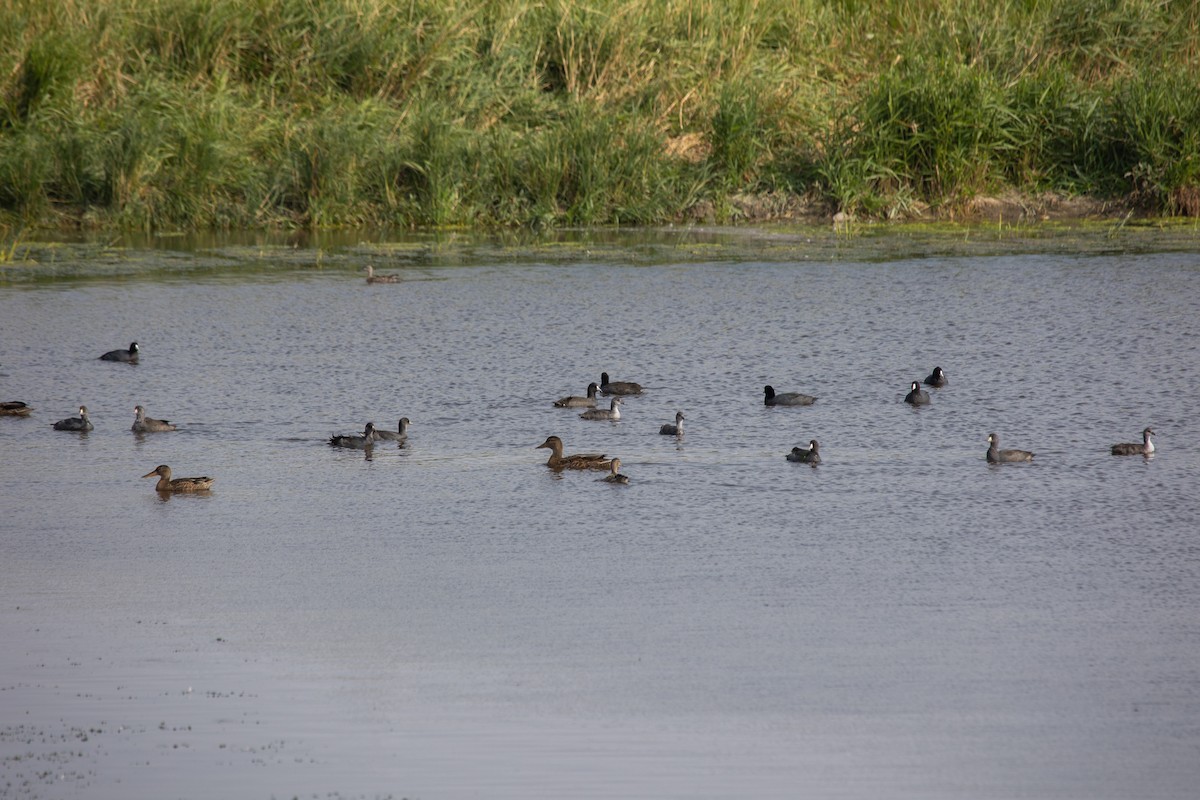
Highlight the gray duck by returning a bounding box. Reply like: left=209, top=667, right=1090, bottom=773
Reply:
left=1111, top=427, right=1155, bottom=456
left=580, top=397, right=622, bottom=421
left=132, top=404, right=177, bottom=432
left=659, top=411, right=685, bottom=436
left=374, top=417, right=410, bottom=442
left=554, top=383, right=600, bottom=408
left=329, top=422, right=377, bottom=449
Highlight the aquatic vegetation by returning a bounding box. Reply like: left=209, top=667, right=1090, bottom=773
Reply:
left=1, top=0, right=1197, bottom=230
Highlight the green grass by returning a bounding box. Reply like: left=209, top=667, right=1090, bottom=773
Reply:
left=1, top=0, right=1198, bottom=230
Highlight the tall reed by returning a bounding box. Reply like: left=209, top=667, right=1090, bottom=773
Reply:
left=1, top=0, right=1198, bottom=229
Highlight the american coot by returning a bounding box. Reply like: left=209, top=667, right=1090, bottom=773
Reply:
left=364, top=265, right=399, bottom=283
left=132, top=405, right=177, bottom=432
left=986, top=433, right=1034, bottom=463
left=580, top=397, right=622, bottom=421
left=142, top=464, right=213, bottom=492
left=904, top=381, right=931, bottom=406
left=99, top=342, right=139, bottom=362
left=1111, top=427, right=1155, bottom=456
left=329, top=422, right=377, bottom=449
left=924, top=366, right=948, bottom=387
left=536, top=436, right=611, bottom=470
left=554, top=383, right=600, bottom=408
left=53, top=405, right=93, bottom=431
left=1, top=401, right=33, bottom=417
left=600, top=372, right=643, bottom=395
left=786, top=440, right=822, bottom=464
left=374, top=417, right=410, bottom=441
left=601, top=458, right=630, bottom=484
left=659, top=411, right=685, bottom=436
left=764, top=385, right=816, bottom=406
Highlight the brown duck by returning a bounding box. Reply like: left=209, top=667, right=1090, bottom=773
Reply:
left=364, top=265, right=399, bottom=284
left=142, top=464, right=214, bottom=492
left=536, top=436, right=611, bottom=470
left=1, top=401, right=33, bottom=417
left=601, top=458, right=630, bottom=484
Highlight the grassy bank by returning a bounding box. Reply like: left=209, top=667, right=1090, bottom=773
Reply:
left=2, top=0, right=1198, bottom=231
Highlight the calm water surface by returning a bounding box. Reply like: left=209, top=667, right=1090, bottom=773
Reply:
left=2, top=228, right=1199, bottom=798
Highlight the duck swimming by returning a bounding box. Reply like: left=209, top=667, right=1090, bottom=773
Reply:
left=904, top=381, right=931, bottom=406
left=924, top=366, right=948, bottom=387
left=764, top=385, right=816, bottom=406
left=142, top=464, right=214, bottom=492
left=600, top=372, right=643, bottom=396
left=986, top=433, right=1034, bottom=463
left=536, top=435, right=611, bottom=470
left=329, top=422, right=377, bottom=449
left=554, top=383, right=600, bottom=408
left=580, top=397, right=622, bottom=421
left=364, top=265, right=399, bottom=283
left=53, top=405, right=93, bottom=431
left=601, top=458, right=630, bottom=484
left=786, top=440, right=822, bottom=464
left=659, top=411, right=685, bottom=436
left=1, top=401, right=33, bottom=417
left=374, top=417, right=410, bottom=441
left=99, top=342, right=139, bottom=362
left=1111, top=427, right=1155, bottom=456
left=132, top=404, right=177, bottom=432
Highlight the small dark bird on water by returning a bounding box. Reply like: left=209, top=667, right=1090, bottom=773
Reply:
left=904, top=381, right=931, bottom=406
left=986, top=433, right=1034, bottom=463
left=99, top=342, right=139, bottom=362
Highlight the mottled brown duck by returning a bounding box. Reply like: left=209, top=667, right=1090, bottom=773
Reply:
left=536, top=435, right=611, bottom=470
left=1, top=401, right=33, bottom=417
left=364, top=265, right=399, bottom=284
left=601, top=458, right=630, bottom=484
left=142, top=464, right=214, bottom=492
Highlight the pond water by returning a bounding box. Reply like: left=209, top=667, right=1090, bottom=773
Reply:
left=2, top=225, right=1200, bottom=799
